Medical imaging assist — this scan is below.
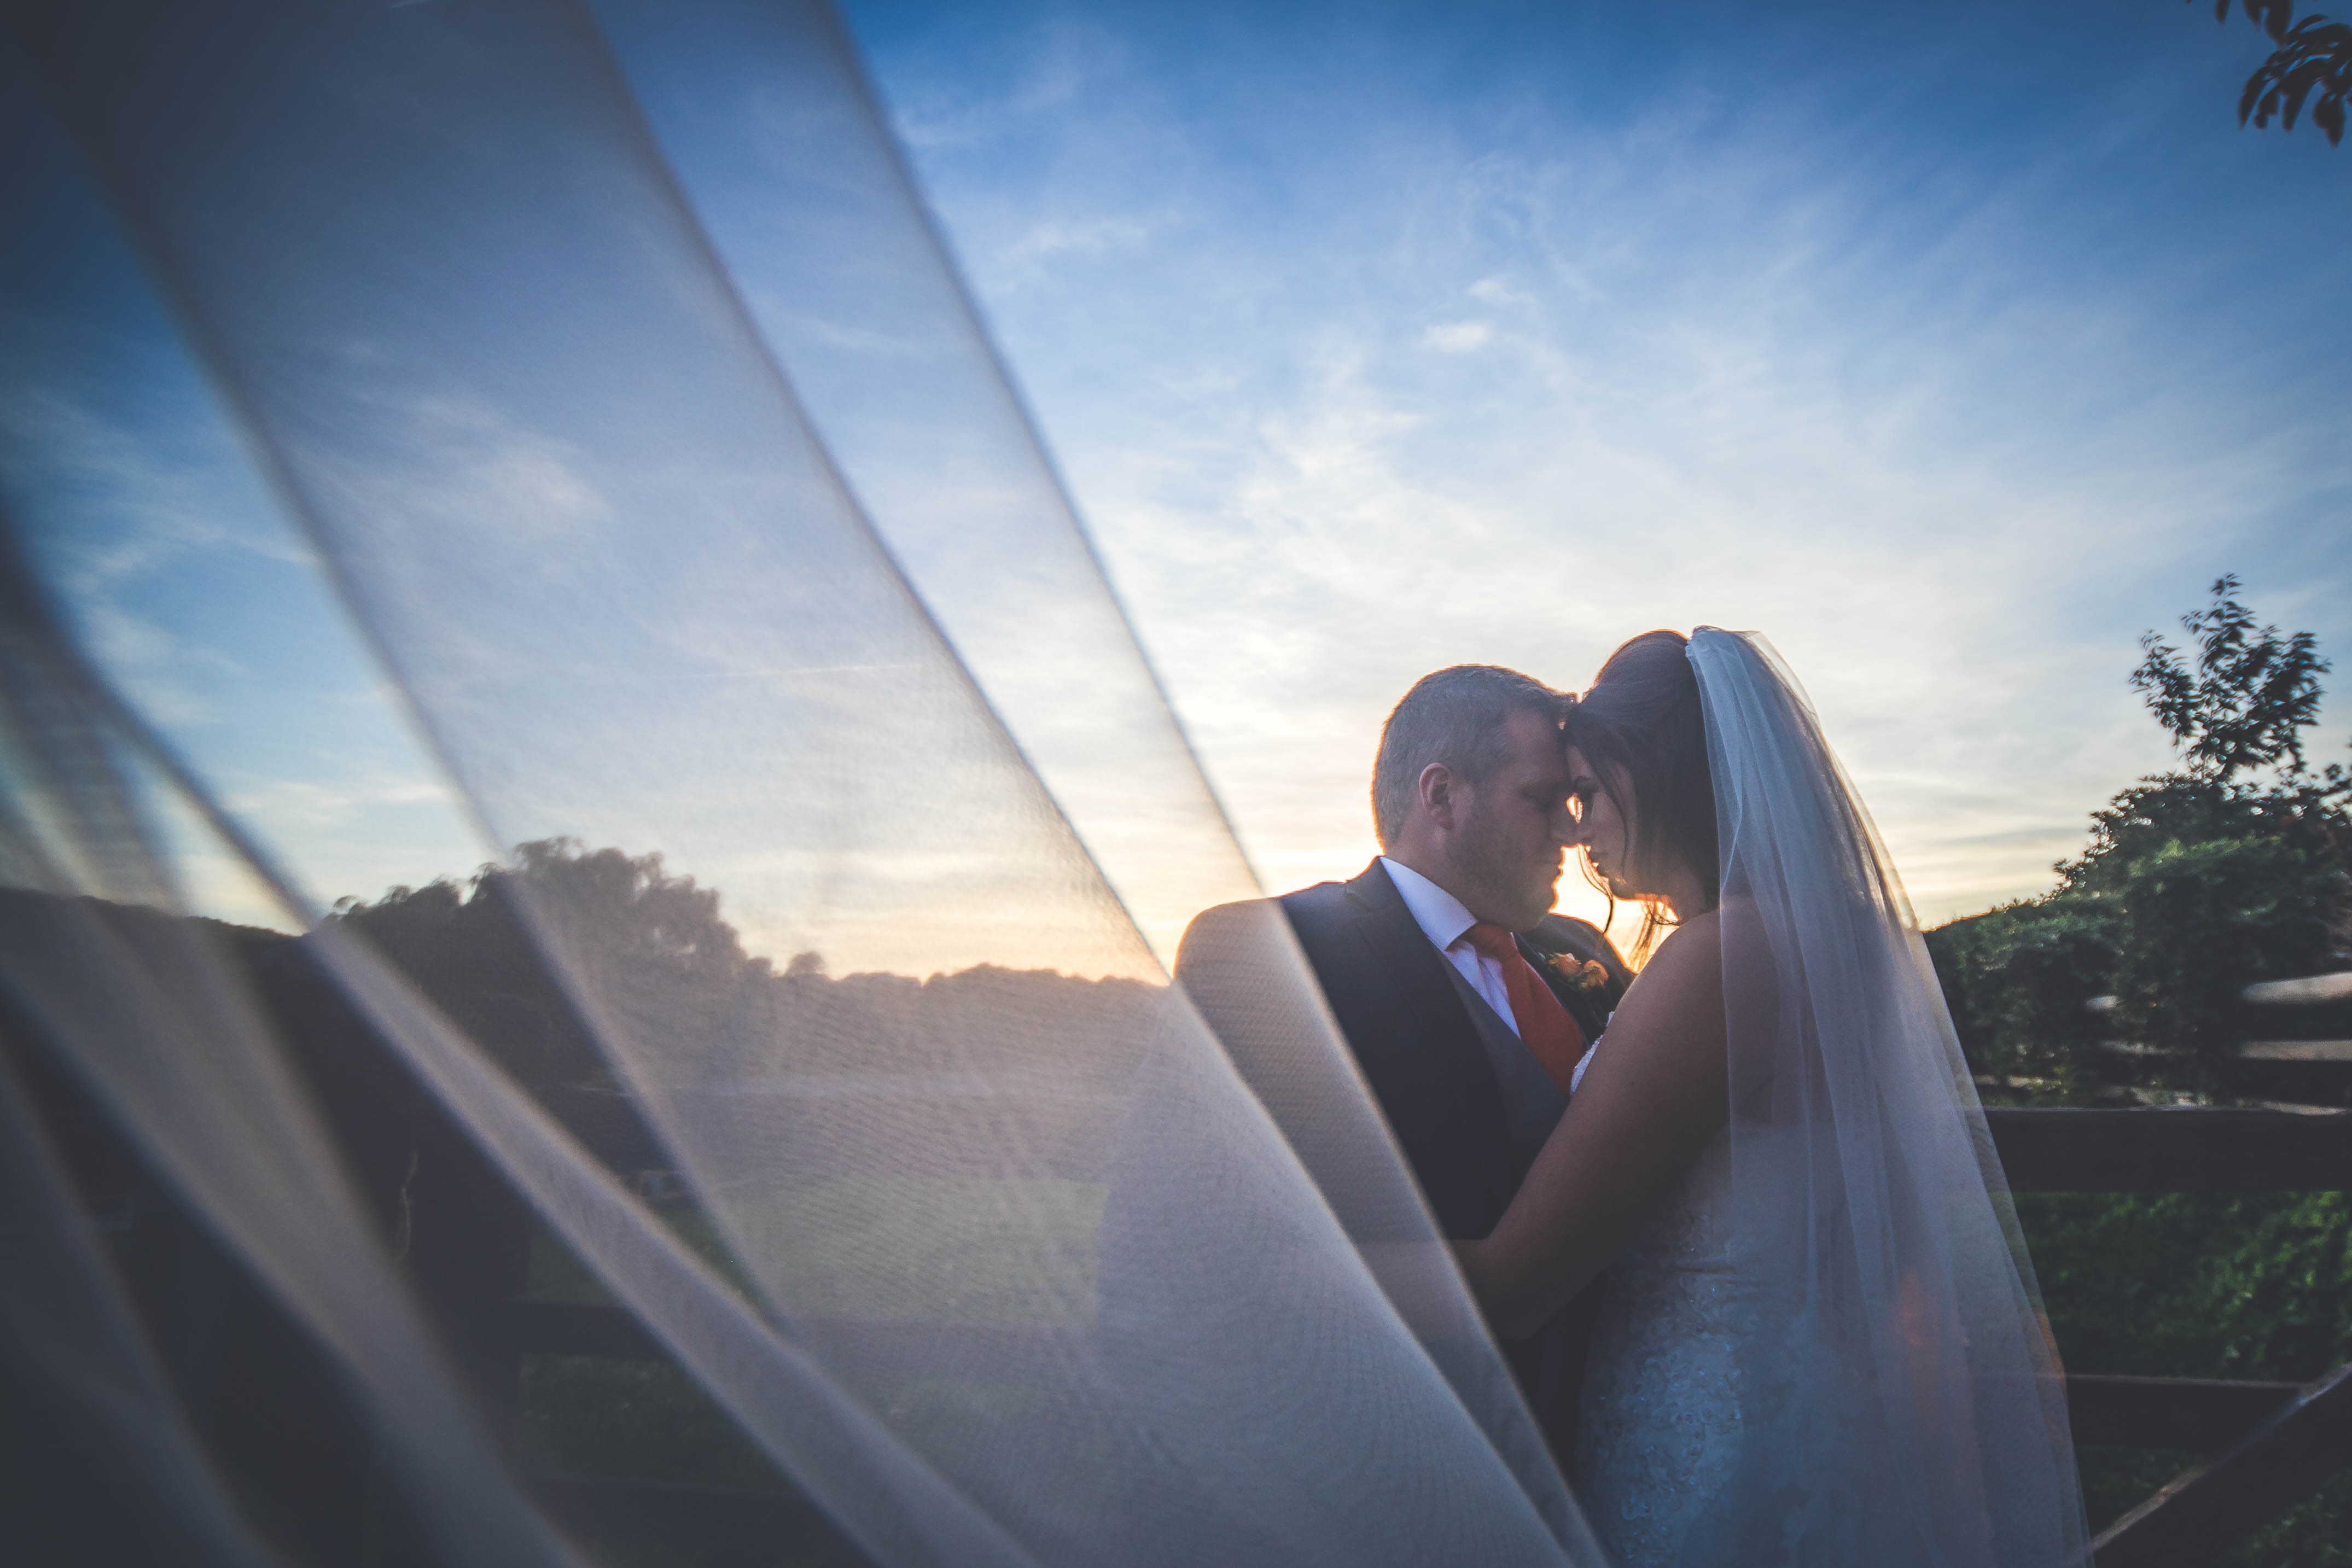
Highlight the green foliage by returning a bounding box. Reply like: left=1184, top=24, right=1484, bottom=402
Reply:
left=2202, top=0, right=2298, bottom=43
left=338, top=838, right=1166, bottom=1095
left=1931, top=578, right=2349, bottom=1094
left=2076, top=576, right=2351, bottom=911
left=1924, top=902, right=2117, bottom=1089
left=2231, top=1475, right=2352, bottom=1568
left=2133, top=576, right=2331, bottom=778
left=331, top=837, right=790, bottom=1097
left=1931, top=578, right=2352, bottom=1546
left=2111, top=836, right=2341, bottom=1070
left=2054, top=771, right=2350, bottom=899
left=1967, top=576, right=2352, bottom=1548
left=2017, top=1191, right=2352, bottom=1559
left=2246, top=15, right=2352, bottom=145
left=2022, top=1191, right=2352, bottom=1382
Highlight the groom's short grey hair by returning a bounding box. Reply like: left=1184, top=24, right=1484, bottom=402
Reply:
left=1372, top=665, right=1568, bottom=848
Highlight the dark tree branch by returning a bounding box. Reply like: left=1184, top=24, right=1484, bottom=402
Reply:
left=2243, top=16, right=2352, bottom=143
left=2207, top=0, right=2299, bottom=44
left=2195, top=1, right=2352, bottom=145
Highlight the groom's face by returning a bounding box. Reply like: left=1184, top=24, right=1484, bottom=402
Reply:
left=1454, top=708, right=1577, bottom=929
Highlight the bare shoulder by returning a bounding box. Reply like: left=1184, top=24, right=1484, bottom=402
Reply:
left=1562, top=907, right=1730, bottom=1147
left=1652, top=905, right=1724, bottom=956
left=1599, top=908, right=1728, bottom=1054
left=1623, top=908, right=1725, bottom=1001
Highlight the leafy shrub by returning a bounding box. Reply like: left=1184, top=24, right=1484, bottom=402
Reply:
left=2057, top=772, right=2351, bottom=900
left=1929, top=579, right=2350, bottom=1097
left=2017, top=1190, right=2352, bottom=1562
left=2022, top=1191, right=2352, bottom=1383
left=1926, top=901, right=2118, bottom=1088
left=2111, top=837, right=2341, bottom=1074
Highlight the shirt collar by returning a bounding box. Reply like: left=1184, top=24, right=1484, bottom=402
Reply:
left=1378, top=856, right=1482, bottom=954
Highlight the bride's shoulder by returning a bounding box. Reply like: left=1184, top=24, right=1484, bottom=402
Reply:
left=1647, top=906, right=1725, bottom=969
left=1623, top=911, right=1726, bottom=1015
left=1668, top=904, right=1726, bottom=939
left=1649, top=895, right=1767, bottom=973
left=1588, top=909, right=1731, bottom=1112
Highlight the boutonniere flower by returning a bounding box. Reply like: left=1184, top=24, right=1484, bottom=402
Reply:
left=1545, top=953, right=1611, bottom=994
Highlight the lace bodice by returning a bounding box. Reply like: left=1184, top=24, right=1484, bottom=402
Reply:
left=1571, top=1130, right=1745, bottom=1568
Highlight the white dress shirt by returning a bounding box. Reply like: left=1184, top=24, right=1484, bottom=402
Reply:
left=1379, top=856, right=1520, bottom=1037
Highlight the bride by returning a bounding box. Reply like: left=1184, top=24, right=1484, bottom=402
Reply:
left=1456, top=628, right=2088, bottom=1568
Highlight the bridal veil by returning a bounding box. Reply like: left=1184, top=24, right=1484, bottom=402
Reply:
left=1688, top=628, right=2088, bottom=1566
left=0, top=1, right=1599, bottom=1564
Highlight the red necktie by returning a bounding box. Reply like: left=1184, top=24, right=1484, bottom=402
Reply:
left=1464, top=923, right=1586, bottom=1098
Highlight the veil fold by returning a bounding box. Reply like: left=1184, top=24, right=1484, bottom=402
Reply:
left=1687, top=628, right=2087, bottom=1566
left=0, top=1, right=1602, bottom=1563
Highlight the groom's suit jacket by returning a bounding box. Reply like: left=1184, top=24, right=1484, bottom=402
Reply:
left=1277, top=857, right=1630, bottom=1457
left=1276, top=858, right=1625, bottom=1237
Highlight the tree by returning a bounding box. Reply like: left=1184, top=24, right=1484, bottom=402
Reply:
left=2062, top=576, right=2349, bottom=898
left=2130, top=573, right=2329, bottom=778
left=333, top=838, right=764, bottom=1094
left=1927, top=577, right=2349, bottom=1099
left=2195, top=0, right=2352, bottom=146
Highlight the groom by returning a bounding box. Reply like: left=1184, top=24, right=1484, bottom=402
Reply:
left=1183, top=664, right=1629, bottom=1456
left=1283, top=665, right=1625, bottom=1235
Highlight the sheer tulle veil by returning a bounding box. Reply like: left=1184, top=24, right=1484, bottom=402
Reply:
left=1686, top=628, right=2088, bottom=1566
left=0, top=2, right=1605, bottom=1564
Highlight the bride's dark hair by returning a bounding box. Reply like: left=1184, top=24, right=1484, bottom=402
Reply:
left=1565, top=629, right=1720, bottom=960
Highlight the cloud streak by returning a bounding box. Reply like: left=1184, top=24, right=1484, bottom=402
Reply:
left=853, top=0, right=2352, bottom=929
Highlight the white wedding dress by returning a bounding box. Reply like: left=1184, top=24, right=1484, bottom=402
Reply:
left=1571, top=1130, right=1743, bottom=1568
left=1566, top=1123, right=1836, bottom=1567
left=1558, top=1036, right=1748, bottom=1565
left=1539, top=629, right=2091, bottom=1568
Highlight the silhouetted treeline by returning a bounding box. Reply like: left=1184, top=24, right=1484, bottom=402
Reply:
left=2, top=851, right=1172, bottom=1564
left=333, top=839, right=1171, bottom=1097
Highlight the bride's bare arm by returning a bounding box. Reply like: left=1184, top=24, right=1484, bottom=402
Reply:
left=1454, top=910, right=1730, bottom=1339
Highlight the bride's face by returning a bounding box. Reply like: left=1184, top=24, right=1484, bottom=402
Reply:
left=1563, top=745, right=1643, bottom=899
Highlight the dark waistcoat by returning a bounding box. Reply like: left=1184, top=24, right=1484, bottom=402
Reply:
left=1276, top=858, right=1621, bottom=1238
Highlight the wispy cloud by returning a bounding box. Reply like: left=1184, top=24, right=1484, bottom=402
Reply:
left=1005, top=215, right=1155, bottom=265
left=308, top=395, right=615, bottom=549
left=0, top=375, right=488, bottom=919
left=0, top=386, right=313, bottom=591
left=886, top=16, right=1113, bottom=149
left=857, top=0, right=2352, bottom=927
left=1418, top=320, right=1494, bottom=354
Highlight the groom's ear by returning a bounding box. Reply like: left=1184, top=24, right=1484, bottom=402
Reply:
left=1417, top=761, right=1460, bottom=832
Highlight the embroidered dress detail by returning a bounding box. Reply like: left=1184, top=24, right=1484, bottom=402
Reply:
left=1573, top=1134, right=1745, bottom=1568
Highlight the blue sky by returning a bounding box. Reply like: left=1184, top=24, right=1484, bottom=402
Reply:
left=3, top=0, right=2344, bottom=956
left=836, top=0, right=2350, bottom=928
left=0, top=88, right=486, bottom=917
